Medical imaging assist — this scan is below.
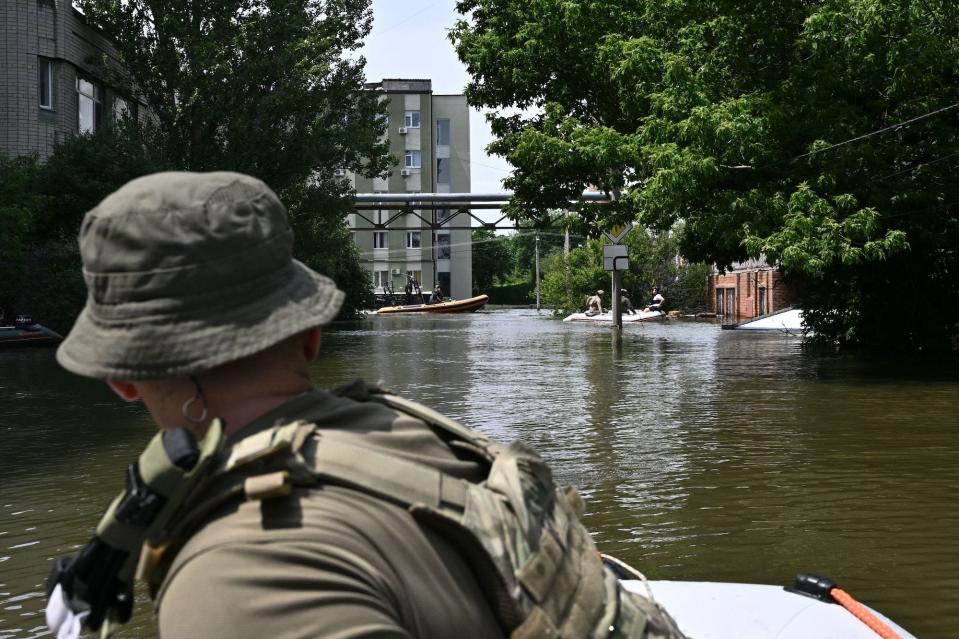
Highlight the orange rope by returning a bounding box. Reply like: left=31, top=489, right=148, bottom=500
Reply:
left=830, top=587, right=903, bottom=639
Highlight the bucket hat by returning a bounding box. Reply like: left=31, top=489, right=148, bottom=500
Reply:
left=56, top=171, right=344, bottom=380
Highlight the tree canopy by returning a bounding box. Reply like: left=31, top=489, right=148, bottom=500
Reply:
left=452, top=0, right=959, bottom=352
left=78, top=0, right=390, bottom=193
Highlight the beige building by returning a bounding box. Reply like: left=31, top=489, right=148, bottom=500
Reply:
left=348, top=79, right=473, bottom=301
left=1, top=1, right=145, bottom=160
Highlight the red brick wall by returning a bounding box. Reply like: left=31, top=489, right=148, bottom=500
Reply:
left=707, top=268, right=793, bottom=321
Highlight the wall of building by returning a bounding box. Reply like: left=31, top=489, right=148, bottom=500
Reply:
left=1, top=1, right=144, bottom=160
left=349, top=79, right=472, bottom=302
left=707, top=267, right=793, bottom=321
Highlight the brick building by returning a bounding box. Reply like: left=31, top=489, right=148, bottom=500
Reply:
left=1, top=1, right=145, bottom=160
left=707, top=258, right=794, bottom=322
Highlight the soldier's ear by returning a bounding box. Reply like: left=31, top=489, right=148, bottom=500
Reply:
left=107, top=380, right=140, bottom=401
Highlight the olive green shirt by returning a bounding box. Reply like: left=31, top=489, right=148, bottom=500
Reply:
left=156, top=389, right=506, bottom=639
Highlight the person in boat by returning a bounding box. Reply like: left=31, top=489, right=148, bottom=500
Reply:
left=644, top=287, right=665, bottom=312
left=429, top=283, right=444, bottom=304
left=620, top=289, right=637, bottom=315
left=585, top=289, right=605, bottom=315
left=46, top=172, right=686, bottom=639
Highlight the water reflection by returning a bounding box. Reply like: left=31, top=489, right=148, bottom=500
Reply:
left=2, top=311, right=957, bottom=638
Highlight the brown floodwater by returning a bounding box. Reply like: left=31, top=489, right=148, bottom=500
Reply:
left=1, top=310, right=957, bottom=638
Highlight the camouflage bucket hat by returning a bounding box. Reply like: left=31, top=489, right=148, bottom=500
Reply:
left=56, top=171, right=344, bottom=380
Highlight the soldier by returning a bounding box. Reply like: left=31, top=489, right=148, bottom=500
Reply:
left=46, top=172, right=686, bottom=639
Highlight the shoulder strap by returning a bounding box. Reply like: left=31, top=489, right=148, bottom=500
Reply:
left=333, top=379, right=500, bottom=460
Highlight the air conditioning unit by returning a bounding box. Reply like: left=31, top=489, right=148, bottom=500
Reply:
left=391, top=268, right=401, bottom=275
left=398, top=126, right=408, bottom=134
left=400, top=168, right=412, bottom=177
left=333, top=168, right=346, bottom=177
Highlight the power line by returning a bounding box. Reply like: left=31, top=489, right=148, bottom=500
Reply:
left=788, top=101, right=959, bottom=164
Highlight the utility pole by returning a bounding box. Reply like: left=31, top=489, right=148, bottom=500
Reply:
left=611, top=269, right=622, bottom=329
left=535, top=234, right=541, bottom=310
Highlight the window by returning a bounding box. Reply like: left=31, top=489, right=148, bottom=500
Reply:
left=374, top=270, right=390, bottom=288
left=39, top=59, right=54, bottom=109
left=404, top=110, right=420, bottom=128
left=405, top=150, right=421, bottom=168
left=437, top=233, right=451, bottom=259
left=408, top=270, right=422, bottom=285
left=113, top=96, right=134, bottom=122
left=373, top=231, right=388, bottom=249
left=436, top=158, right=451, bottom=184
left=436, top=118, right=450, bottom=145
left=77, top=78, right=101, bottom=134
left=406, top=231, right=421, bottom=248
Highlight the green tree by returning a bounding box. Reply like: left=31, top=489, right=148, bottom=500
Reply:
left=471, top=229, right=514, bottom=293
left=452, top=0, right=959, bottom=352
left=75, top=0, right=391, bottom=317
left=0, top=125, right=170, bottom=332
left=77, top=0, right=389, bottom=193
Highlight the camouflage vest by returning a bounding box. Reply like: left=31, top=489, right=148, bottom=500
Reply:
left=142, top=382, right=686, bottom=639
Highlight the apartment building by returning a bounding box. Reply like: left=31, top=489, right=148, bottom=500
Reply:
left=348, top=79, right=473, bottom=301
left=1, top=1, right=145, bottom=160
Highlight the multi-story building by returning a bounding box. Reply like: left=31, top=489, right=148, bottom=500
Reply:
left=1, top=1, right=145, bottom=160
left=348, top=79, right=473, bottom=301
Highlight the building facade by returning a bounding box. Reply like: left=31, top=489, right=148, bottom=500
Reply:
left=1, top=1, right=144, bottom=160
left=707, top=258, right=794, bottom=322
left=348, top=79, right=473, bottom=301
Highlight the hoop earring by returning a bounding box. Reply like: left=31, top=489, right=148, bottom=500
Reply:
left=181, top=376, right=208, bottom=424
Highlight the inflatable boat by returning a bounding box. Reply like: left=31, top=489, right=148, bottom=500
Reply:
left=562, top=309, right=666, bottom=323
left=375, top=294, right=489, bottom=315
left=620, top=577, right=914, bottom=638
left=0, top=316, right=63, bottom=347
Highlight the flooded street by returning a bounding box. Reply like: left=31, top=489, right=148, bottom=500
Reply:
left=1, top=309, right=957, bottom=638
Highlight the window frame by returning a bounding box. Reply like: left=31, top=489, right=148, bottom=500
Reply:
left=373, top=231, right=389, bottom=249
left=38, top=59, right=54, bottom=110
left=404, top=110, right=421, bottom=128
left=436, top=118, right=450, bottom=145
left=374, top=270, right=390, bottom=289
left=77, top=77, right=102, bottom=134
left=436, top=157, right=451, bottom=184
left=404, top=150, right=422, bottom=168
left=406, top=231, right=422, bottom=249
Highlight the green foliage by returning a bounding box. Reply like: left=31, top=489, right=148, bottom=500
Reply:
left=1, top=126, right=170, bottom=332
left=77, top=0, right=390, bottom=194
left=3, top=1, right=389, bottom=327
left=471, top=229, right=515, bottom=293
left=487, top=281, right=533, bottom=305
left=452, top=0, right=959, bottom=352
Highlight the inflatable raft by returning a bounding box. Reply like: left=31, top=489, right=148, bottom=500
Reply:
left=375, top=294, right=489, bottom=315
left=622, top=578, right=915, bottom=638
left=563, top=309, right=666, bottom=323
left=0, top=317, right=63, bottom=347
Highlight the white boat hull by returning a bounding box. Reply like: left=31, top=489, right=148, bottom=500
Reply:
left=563, top=310, right=665, bottom=323
left=622, top=580, right=915, bottom=638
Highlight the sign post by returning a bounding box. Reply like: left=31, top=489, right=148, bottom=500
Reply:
left=602, top=224, right=633, bottom=329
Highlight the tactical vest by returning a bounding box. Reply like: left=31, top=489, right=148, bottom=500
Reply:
left=53, top=382, right=687, bottom=639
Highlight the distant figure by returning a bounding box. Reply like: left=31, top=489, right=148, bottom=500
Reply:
left=620, top=289, right=636, bottom=315
left=585, top=289, right=604, bottom=316
left=429, top=283, right=444, bottom=304
left=643, top=287, right=665, bottom=312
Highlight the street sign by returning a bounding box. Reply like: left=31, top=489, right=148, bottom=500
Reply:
left=603, top=244, right=629, bottom=271
left=603, top=222, right=633, bottom=244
